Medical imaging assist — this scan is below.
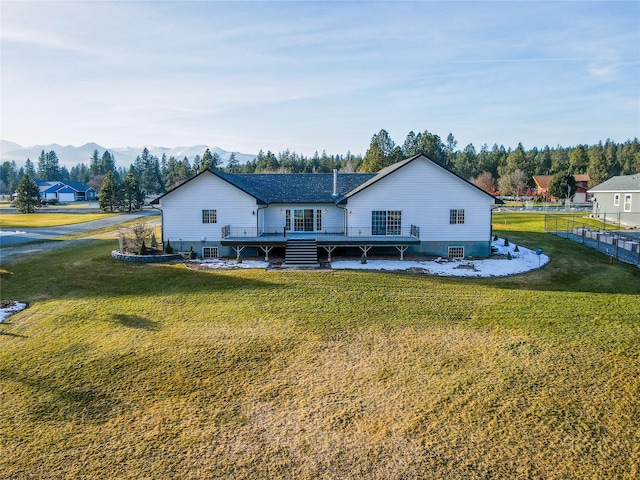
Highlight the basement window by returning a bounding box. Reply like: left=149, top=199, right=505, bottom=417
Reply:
left=202, top=247, right=219, bottom=259
left=448, top=246, right=465, bottom=258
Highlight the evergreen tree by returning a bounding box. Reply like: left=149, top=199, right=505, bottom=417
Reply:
left=548, top=171, right=577, bottom=202
left=14, top=174, right=41, bottom=213
left=122, top=166, right=145, bottom=212
left=227, top=152, right=240, bottom=173
left=359, top=129, right=396, bottom=172
left=99, top=171, right=122, bottom=212
left=89, top=149, right=101, bottom=176
left=587, top=143, right=609, bottom=187
left=199, top=148, right=222, bottom=171
left=569, top=145, right=589, bottom=174
left=37, top=150, right=61, bottom=180
left=453, top=143, right=478, bottom=180
left=550, top=147, right=570, bottom=173
left=417, top=130, right=447, bottom=167
left=24, top=158, right=36, bottom=178
left=101, top=151, right=117, bottom=178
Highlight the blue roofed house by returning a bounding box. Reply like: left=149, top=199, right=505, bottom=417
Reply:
left=34, top=180, right=96, bottom=202
left=150, top=154, right=496, bottom=264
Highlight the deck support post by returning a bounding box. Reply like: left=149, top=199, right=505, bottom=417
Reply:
left=259, top=245, right=273, bottom=261
left=322, top=245, right=337, bottom=262
left=396, top=245, right=409, bottom=261
left=232, top=246, right=246, bottom=259
left=359, top=245, right=372, bottom=257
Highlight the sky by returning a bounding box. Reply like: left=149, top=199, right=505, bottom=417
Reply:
left=1, top=0, right=639, bottom=157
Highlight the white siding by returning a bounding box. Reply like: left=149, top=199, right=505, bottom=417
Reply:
left=346, top=158, right=493, bottom=241
left=262, top=204, right=345, bottom=232
left=159, top=172, right=257, bottom=242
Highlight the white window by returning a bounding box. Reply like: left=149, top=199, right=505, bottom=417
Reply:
left=624, top=194, right=632, bottom=212
left=614, top=194, right=620, bottom=206
left=372, top=210, right=402, bottom=235
left=450, top=209, right=465, bottom=224
left=202, top=246, right=218, bottom=259
left=202, top=209, right=217, bottom=224
left=448, top=246, right=465, bottom=258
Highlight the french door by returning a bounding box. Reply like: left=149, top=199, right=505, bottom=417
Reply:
left=286, top=209, right=321, bottom=232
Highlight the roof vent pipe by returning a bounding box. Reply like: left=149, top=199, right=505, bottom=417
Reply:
left=333, top=169, right=337, bottom=196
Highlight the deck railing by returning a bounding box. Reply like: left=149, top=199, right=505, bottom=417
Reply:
left=222, top=224, right=420, bottom=241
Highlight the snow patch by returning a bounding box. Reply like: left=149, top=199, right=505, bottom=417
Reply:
left=0, top=302, right=27, bottom=323
left=332, top=240, right=549, bottom=277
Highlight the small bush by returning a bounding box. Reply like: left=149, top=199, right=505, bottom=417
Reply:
left=514, top=244, right=520, bottom=252
left=237, top=254, right=243, bottom=264
left=151, top=232, right=158, bottom=248
left=507, top=251, right=513, bottom=260
left=165, top=240, right=173, bottom=254
left=139, top=240, right=148, bottom=256
left=361, top=253, right=367, bottom=264
left=503, top=238, right=510, bottom=247
left=493, top=234, right=498, bottom=241
left=189, top=246, right=196, bottom=259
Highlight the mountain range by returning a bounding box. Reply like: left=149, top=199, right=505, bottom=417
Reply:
left=0, top=140, right=256, bottom=169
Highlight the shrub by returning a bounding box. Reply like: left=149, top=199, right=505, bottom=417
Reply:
left=189, top=246, right=196, bottom=259
left=237, top=254, right=243, bottom=264
left=503, top=238, right=509, bottom=247
left=507, top=251, right=513, bottom=260
left=139, top=240, right=148, bottom=256
left=361, top=253, right=367, bottom=264
left=493, top=234, right=498, bottom=241
left=514, top=244, right=519, bottom=252
left=151, top=232, right=158, bottom=248
left=164, top=240, right=173, bottom=254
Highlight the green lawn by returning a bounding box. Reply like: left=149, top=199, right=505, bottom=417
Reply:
left=0, top=212, right=117, bottom=228
left=1, top=214, right=639, bottom=478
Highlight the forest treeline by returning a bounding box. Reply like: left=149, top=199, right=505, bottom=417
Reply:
left=2, top=129, right=639, bottom=197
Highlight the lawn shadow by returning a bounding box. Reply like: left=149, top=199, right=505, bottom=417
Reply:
left=0, top=366, right=122, bottom=423
left=0, top=331, right=28, bottom=338
left=111, top=314, right=159, bottom=330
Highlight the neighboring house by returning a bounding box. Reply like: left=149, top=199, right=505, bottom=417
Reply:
left=151, top=154, right=496, bottom=262
left=533, top=174, right=590, bottom=203
left=588, top=173, right=640, bottom=227
left=34, top=180, right=96, bottom=202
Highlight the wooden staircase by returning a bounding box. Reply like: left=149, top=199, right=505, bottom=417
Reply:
left=283, top=239, right=319, bottom=266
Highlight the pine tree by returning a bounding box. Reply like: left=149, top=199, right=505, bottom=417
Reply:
left=122, top=166, right=145, bottom=212
left=14, top=174, right=41, bottom=213
left=99, top=171, right=122, bottom=212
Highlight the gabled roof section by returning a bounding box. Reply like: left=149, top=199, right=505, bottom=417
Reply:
left=151, top=169, right=375, bottom=205
left=150, top=169, right=264, bottom=205
left=343, top=154, right=496, bottom=202
left=588, top=173, right=640, bottom=192
left=217, top=172, right=375, bottom=203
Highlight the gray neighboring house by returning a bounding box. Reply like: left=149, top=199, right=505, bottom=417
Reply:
left=588, top=173, right=640, bottom=227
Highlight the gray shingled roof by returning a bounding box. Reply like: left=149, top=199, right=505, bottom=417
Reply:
left=217, top=172, right=376, bottom=204
left=588, top=174, right=640, bottom=192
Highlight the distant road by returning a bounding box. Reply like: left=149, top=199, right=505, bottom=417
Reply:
left=0, top=211, right=159, bottom=262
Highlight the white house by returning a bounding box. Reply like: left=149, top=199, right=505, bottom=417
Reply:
left=151, top=154, right=496, bottom=263
left=588, top=173, right=640, bottom=227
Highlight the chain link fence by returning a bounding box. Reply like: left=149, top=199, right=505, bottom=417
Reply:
left=545, top=214, right=640, bottom=267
